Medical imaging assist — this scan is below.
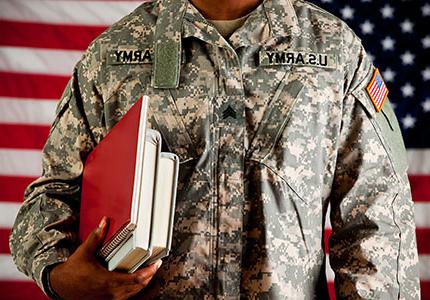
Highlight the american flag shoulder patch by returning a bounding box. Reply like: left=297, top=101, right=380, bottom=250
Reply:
left=366, top=68, right=389, bottom=112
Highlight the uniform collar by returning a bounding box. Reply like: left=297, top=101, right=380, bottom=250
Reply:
left=152, top=0, right=300, bottom=88
left=181, top=0, right=300, bottom=48
left=261, top=0, right=300, bottom=40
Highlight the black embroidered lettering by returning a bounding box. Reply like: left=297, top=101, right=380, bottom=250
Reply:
left=115, top=50, right=123, bottom=62
left=295, top=53, right=305, bottom=64
left=134, top=50, right=142, bottom=62
left=142, top=49, right=152, bottom=62
left=308, top=53, right=316, bottom=65
left=122, top=51, right=133, bottom=63
left=319, top=54, right=328, bottom=66
left=267, top=52, right=275, bottom=64
left=275, top=52, right=286, bottom=64
left=286, top=53, right=294, bottom=64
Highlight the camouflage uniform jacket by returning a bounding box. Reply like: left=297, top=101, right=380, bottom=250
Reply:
left=10, top=0, right=420, bottom=299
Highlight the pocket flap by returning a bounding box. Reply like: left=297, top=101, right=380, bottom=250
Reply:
left=147, top=87, right=198, bottom=162
left=247, top=73, right=305, bottom=161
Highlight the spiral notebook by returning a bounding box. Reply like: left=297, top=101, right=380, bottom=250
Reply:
left=78, top=95, right=176, bottom=263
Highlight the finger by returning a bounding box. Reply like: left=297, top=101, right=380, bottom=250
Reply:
left=109, top=271, right=146, bottom=287
left=108, top=260, right=162, bottom=287
left=80, top=216, right=109, bottom=255
left=133, top=260, right=162, bottom=285
left=122, top=284, right=145, bottom=298
left=140, top=275, right=155, bottom=288
left=108, top=283, right=143, bottom=300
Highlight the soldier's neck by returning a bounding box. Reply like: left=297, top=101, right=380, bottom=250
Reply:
left=190, top=0, right=261, bottom=20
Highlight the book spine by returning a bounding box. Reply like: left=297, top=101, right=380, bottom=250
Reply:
left=99, top=224, right=135, bottom=259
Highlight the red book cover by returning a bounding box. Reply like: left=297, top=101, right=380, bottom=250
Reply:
left=79, top=97, right=143, bottom=246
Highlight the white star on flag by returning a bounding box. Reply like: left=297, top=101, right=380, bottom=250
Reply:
left=340, top=6, right=354, bottom=19
left=402, top=114, right=416, bottom=129
left=423, top=67, right=430, bottom=81
left=401, top=83, right=415, bottom=97
left=360, top=20, right=374, bottom=34
left=401, top=51, right=415, bottom=65
left=381, top=4, right=394, bottom=18
left=382, top=68, right=396, bottom=82
left=423, top=3, right=430, bottom=17
left=381, top=37, right=395, bottom=51
left=423, top=99, right=430, bottom=112
left=400, top=19, right=414, bottom=33
left=422, top=36, right=430, bottom=49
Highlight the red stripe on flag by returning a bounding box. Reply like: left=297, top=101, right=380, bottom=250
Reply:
left=421, top=281, right=430, bottom=300
left=0, top=20, right=106, bottom=51
left=0, top=72, right=69, bottom=99
left=0, top=229, right=11, bottom=254
left=325, top=229, right=331, bottom=254
left=409, top=175, right=430, bottom=202
left=328, top=282, right=335, bottom=300
left=0, top=176, right=35, bottom=203
left=0, top=281, right=48, bottom=300
left=0, top=124, right=50, bottom=150
left=416, top=228, right=430, bottom=254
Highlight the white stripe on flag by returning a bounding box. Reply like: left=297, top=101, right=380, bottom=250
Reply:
left=419, top=255, right=430, bottom=283
left=0, top=149, right=42, bottom=177
left=415, top=202, right=430, bottom=228
left=326, top=258, right=335, bottom=281
left=374, top=85, right=385, bottom=105
left=0, top=47, right=82, bottom=76
left=0, top=98, right=57, bottom=125
left=407, top=149, right=430, bottom=174
left=0, top=254, right=29, bottom=281
left=324, top=202, right=430, bottom=230
left=0, top=0, right=141, bottom=26
left=0, top=202, right=20, bottom=229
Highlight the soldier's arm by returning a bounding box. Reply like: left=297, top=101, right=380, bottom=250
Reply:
left=9, top=58, right=99, bottom=291
left=8, top=44, right=159, bottom=298
left=328, top=26, right=420, bottom=299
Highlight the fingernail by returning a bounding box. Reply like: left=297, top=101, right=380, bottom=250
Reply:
left=136, top=274, right=146, bottom=284
left=154, top=260, right=162, bottom=270
left=98, top=216, right=107, bottom=229
left=96, top=217, right=107, bottom=235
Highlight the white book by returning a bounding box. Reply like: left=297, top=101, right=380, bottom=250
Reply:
left=108, top=152, right=179, bottom=272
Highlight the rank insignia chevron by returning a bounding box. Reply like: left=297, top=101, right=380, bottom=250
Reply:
left=222, top=105, right=237, bottom=119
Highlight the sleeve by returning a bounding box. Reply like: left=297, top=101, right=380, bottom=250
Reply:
left=328, top=26, right=420, bottom=299
left=8, top=46, right=105, bottom=294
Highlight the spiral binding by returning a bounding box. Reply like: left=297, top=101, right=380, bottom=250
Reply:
left=99, top=225, right=134, bottom=259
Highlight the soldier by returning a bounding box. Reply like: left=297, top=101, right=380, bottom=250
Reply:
left=10, top=0, right=420, bottom=299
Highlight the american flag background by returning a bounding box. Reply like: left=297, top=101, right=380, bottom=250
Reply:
left=0, top=0, right=428, bottom=299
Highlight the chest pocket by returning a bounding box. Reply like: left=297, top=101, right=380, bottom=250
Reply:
left=146, top=86, right=198, bottom=163
left=246, top=72, right=316, bottom=203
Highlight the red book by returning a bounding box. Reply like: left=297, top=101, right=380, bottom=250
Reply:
left=79, top=96, right=149, bottom=258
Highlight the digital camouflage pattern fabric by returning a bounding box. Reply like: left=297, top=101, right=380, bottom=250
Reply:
left=9, top=0, right=420, bottom=298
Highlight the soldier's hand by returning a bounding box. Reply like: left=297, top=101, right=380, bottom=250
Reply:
left=49, top=217, right=162, bottom=300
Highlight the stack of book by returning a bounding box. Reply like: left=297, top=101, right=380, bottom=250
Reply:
left=79, top=96, right=179, bottom=272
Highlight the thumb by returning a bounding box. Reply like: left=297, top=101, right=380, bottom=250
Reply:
left=81, top=216, right=108, bottom=256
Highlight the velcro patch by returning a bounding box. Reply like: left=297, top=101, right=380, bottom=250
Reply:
left=366, top=68, right=388, bottom=112
left=259, top=50, right=337, bottom=69
left=107, top=48, right=153, bottom=65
